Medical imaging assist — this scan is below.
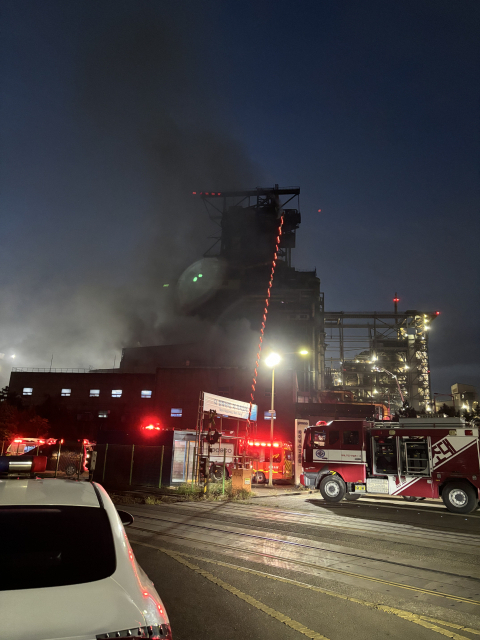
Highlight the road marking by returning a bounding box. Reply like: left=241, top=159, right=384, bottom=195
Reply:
left=130, top=525, right=480, bottom=606
left=131, top=540, right=479, bottom=640
left=150, top=543, right=330, bottom=640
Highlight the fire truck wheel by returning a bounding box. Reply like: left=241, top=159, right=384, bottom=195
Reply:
left=211, top=466, right=227, bottom=481
left=255, top=472, right=267, bottom=484
left=64, top=463, right=77, bottom=477
left=319, top=475, right=346, bottom=502
left=345, top=493, right=361, bottom=501
left=442, top=481, right=478, bottom=514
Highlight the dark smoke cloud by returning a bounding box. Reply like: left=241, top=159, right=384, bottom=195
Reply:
left=0, top=3, right=262, bottom=386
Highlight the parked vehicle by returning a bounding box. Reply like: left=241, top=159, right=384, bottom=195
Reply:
left=301, top=417, right=480, bottom=514
left=0, top=478, right=172, bottom=640
left=11, top=438, right=95, bottom=476
left=245, top=439, right=293, bottom=484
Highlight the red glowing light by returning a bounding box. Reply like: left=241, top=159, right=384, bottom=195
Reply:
left=436, top=311, right=440, bottom=315
left=248, top=440, right=253, bottom=445
left=316, top=421, right=327, bottom=426
left=60, top=439, right=64, bottom=444
left=192, top=191, right=197, bottom=195
left=260, top=442, right=266, bottom=447
left=217, top=192, right=222, bottom=196
left=38, top=440, right=45, bottom=444
left=145, top=425, right=154, bottom=430
left=205, top=192, right=209, bottom=195
left=273, top=442, right=280, bottom=448
left=318, top=209, right=321, bottom=212
left=14, top=438, right=22, bottom=443
left=393, top=297, right=400, bottom=303
left=143, top=591, right=149, bottom=597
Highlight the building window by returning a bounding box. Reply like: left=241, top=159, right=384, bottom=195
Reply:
left=171, top=408, right=182, bottom=417
left=141, top=390, right=152, bottom=398
left=90, top=389, right=100, bottom=397
left=61, top=389, right=71, bottom=397
left=22, top=387, right=33, bottom=396
left=111, top=389, right=122, bottom=398
left=98, top=410, right=109, bottom=418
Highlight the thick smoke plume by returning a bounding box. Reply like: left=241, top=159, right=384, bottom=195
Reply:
left=0, top=5, right=262, bottom=386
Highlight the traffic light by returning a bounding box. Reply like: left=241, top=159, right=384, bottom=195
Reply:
left=208, top=409, right=216, bottom=428
left=199, top=456, right=208, bottom=477
left=206, top=429, right=220, bottom=445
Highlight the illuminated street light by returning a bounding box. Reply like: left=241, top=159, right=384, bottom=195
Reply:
left=265, top=353, right=281, bottom=368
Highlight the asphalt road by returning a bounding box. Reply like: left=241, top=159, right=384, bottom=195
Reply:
left=127, top=493, right=480, bottom=640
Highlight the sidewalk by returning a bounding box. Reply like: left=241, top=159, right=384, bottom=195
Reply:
left=250, top=484, right=305, bottom=499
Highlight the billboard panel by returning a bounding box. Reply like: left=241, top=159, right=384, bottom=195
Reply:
left=204, top=392, right=258, bottom=421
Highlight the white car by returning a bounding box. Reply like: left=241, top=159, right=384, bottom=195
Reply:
left=0, top=478, right=172, bottom=640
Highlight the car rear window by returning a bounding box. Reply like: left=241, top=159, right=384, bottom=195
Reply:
left=0, top=506, right=116, bottom=591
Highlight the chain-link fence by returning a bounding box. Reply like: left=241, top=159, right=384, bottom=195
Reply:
left=92, top=444, right=173, bottom=489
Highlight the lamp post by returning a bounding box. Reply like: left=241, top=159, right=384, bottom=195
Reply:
left=265, top=352, right=281, bottom=487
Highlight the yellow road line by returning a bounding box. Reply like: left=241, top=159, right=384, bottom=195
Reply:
left=129, top=525, right=480, bottom=606
left=132, top=540, right=479, bottom=640
left=157, top=544, right=330, bottom=640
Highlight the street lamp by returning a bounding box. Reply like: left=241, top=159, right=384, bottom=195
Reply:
left=265, top=352, right=281, bottom=487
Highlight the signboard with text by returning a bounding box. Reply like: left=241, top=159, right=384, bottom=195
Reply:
left=294, top=419, right=309, bottom=485
left=203, top=392, right=258, bottom=421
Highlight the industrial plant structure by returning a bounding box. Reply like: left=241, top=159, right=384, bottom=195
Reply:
left=8, top=185, right=440, bottom=443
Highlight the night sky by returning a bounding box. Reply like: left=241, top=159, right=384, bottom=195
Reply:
left=1, top=0, right=479, bottom=396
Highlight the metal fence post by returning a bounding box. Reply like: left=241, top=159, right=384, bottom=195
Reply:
left=129, top=444, right=135, bottom=486
left=77, top=442, right=84, bottom=481
left=158, top=446, right=164, bottom=488
left=102, top=443, right=108, bottom=484
left=185, top=441, right=191, bottom=483
left=54, top=440, right=62, bottom=478
left=222, top=448, right=226, bottom=495
left=192, top=446, right=197, bottom=485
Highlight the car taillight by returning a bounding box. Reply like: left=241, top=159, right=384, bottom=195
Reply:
left=96, top=624, right=172, bottom=639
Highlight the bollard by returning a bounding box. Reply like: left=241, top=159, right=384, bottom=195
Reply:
left=158, top=446, right=164, bottom=488
left=222, top=448, right=226, bottom=495
left=129, top=444, right=135, bottom=486
left=102, top=443, right=108, bottom=484
left=54, top=440, right=62, bottom=478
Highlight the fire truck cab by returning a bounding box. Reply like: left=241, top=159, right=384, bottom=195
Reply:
left=301, top=417, right=480, bottom=514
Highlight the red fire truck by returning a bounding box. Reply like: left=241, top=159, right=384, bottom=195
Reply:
left=245, top=439, right=293, bottom=484
left=199, top=436, right=293, bottom=483
left=300, top=417, right=480, bottom=514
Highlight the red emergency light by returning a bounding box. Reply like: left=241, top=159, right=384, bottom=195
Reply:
left=393, top=297, right=400, bottom=303
left=13, top=438, right=22, bottom=443
left=316, top=421, right=328, bottom=426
